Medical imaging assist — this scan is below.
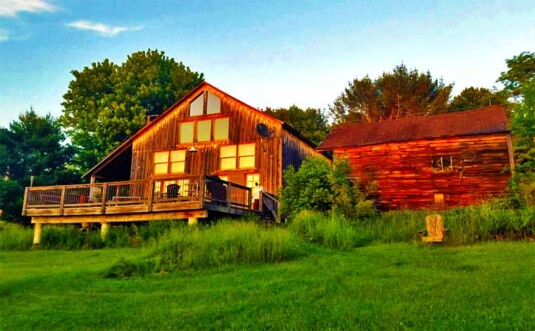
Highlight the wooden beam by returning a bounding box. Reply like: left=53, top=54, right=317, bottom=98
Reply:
left=101, top=223, right=109, bottom=239
left=506, top=133, right=515, bottom=174
left=33, top=223, right=42, bottom=244
left=31, top=209, right=208, bottom=224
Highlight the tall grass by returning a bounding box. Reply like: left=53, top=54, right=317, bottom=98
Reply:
left=104, top=220, right=304, bottom=277
left=288, top=204, right=535, bottom=249
left=0, top=221, right=33, bottom=250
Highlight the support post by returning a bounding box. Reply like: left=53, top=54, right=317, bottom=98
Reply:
left=188, top=217, right=198, bottom=226
left=101, top=222, right=109, bottom=239
left=33, top=223, right=42, bottom=245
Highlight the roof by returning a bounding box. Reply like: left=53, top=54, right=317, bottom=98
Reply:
left=83, top=81, right=317, bottom=178
left=317, top=105, right=510, bottom=151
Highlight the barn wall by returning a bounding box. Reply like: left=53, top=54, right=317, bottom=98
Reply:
left=130, top=85, right=284, bottom=195
left=334, top=133, right=512, bottom=210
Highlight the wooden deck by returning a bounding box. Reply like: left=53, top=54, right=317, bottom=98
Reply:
left=23, top=175, right=253, bottom=224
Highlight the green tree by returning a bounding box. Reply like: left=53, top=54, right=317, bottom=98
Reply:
left=330, top=64, right=452, bottom=123
left=510, top=81, right=535, bottom=206
left=61, top=49, right=204, bottom=170
left=448, top=87, right=509, bottom=112
left=0, top=110, right=77, bottom=222
left=498, top=51, right=535, bottom=98
left=280, top=157, right=374, bottom=218
left=265, top=105, right=330, bottom=145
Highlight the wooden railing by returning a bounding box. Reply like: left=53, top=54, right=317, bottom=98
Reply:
left=260, top=191, right=280, bottom=222
left=23, top=175, right=252, bottom=217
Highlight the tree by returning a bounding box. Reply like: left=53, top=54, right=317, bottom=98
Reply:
left=0, top=110, right=77, bottom=222
left=330, top=64, right=452, bottom=123
left=61, top=49, right=204, bottom=170
left=510, top=81, right=535, bottom=206
left=280, top=157, right=374, bottom=219
left=498, top=51, right=535, bottom=98
left=448, top=87, right=509, bottom=112
left=265, top=105, right=330, bottom=145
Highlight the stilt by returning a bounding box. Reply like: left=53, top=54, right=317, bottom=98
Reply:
left=33, top=223, right=42, bottom=245
left=188, top=217, right=198, bottom=226
left=101, top=222, right=109, bottom=239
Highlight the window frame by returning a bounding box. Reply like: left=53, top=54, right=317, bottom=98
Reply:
left=189, top=91, right=221, bottom=117
left=219, top=143, right=256, bottom=170
left=153, top=149, right=187, bottom=176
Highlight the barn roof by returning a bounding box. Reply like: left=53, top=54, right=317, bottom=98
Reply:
left=317, top=105, right=510, bottom=151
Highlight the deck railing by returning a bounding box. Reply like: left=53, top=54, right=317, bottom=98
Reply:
left=23, top=175, right=253, bottom=217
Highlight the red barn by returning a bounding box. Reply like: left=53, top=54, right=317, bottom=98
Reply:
left=317, top=106, right=515, bottom=210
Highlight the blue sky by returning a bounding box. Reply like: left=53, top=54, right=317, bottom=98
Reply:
left=0, top=0, right=534, bottom=128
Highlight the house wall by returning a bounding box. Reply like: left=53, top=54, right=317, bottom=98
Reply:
left=282, top=130, right=325, bottom=174
left=130, top=85, right=284, bottom=194
left=334, top=133, right=512, bottom=210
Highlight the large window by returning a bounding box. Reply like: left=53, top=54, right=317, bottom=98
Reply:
left=153, top=150, right=186, bottom=175
left=179, top=117, right=229, bottom=144
left=189, top=91, right=221, bottom=116
left=219, top=143, right=256, bottom=170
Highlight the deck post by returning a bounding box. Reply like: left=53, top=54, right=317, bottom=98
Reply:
left=148, top=179, right=154, bottom=212
left=33, top=223, right=42, bottom=245
left=100, top=183, right=108, bottom=214
left=59, top=186, right=66, bottom=215
left=22, top=187, right=29, bottom=216
left=101, top=222, right=109, bottom=239
left=188, top=217, right=198, bottom=226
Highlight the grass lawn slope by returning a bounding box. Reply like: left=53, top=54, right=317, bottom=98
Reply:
left=1, top=242, right=534, bottom=330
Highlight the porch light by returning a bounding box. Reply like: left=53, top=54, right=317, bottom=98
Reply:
left=188, top=146, right=198, bottom=153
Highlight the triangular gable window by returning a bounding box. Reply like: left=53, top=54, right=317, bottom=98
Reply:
left=189, top=91, right=221, bottom=116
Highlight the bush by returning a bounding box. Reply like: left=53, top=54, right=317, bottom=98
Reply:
left=0, top=221, right=33, bottom=250
left=280, top=157, right=375, bottom=219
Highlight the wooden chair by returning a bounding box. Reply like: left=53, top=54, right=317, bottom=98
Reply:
left=419, top=214, right=447, bottom=243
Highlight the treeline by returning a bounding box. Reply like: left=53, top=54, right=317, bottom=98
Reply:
left=1, top=50, right=534, bottom=222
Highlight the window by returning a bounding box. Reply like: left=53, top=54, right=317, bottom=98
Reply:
left=219, top=143, right=256, bottom=170
left=189, top=91, right=221, bottom=116
left=207, top=92, right=221, bottom=114
left=220, top=145, right=237, bottom=170
left=153, top=150, right=186, bottom=175
left=154, top=152, right=169, bottom=175
left=190, top=93, right=204, bottom=116
left=239, top=144, right=255, bottom=169
left=179, top=117, right=229, bottom=144
left=197, top=120, right=212, bottom=142
left=432, top=156, right=453, bottom=171
left=180, top=122, right=194, bottom=144
left=246, top=173, right=260, bottom=188
left=214, top=118, right=229, bottom=141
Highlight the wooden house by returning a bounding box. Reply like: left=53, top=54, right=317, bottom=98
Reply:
left=317, top=106, right=514, bottom=210
left=23, top=82, right=324, bottom=242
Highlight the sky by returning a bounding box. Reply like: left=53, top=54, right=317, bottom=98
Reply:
left=0, top=0, right=534, bottom=128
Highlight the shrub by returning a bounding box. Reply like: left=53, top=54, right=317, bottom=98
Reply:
left=280, top=157, right=375, bottom=219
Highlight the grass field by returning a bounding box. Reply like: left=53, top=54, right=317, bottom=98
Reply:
left=1, top=242, right=534, bottom=330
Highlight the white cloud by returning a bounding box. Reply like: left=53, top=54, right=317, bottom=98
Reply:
left=66, top=20, right=142, bottom=37
left=0, top=0, right=56, bottom=17
left=0, top=29, right=7, bottom=41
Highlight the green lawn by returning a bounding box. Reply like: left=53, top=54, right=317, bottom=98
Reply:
left=1, top=242, right=534, bottom=330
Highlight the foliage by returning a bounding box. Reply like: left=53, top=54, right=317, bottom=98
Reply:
left=498, top=51, right=535, bottom=98
left=0, top=110, right=77, bottom=222
left=330, top=64, right=452, bottom=123
left=280, top=157, right=375, bottom=218
left=264, top=105, right=330, bottom=145
left=509, top=81, right=535, bottom=206
left=61, top=49, right=204, bottom=170
left=448, top=86, right=509, bottom=112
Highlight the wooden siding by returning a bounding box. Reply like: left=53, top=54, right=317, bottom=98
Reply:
left=130, top=85, right=284, bottom=195
left=334, top=133, right=512, bottom=210
left=282, top=130, right=324, bottom=174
